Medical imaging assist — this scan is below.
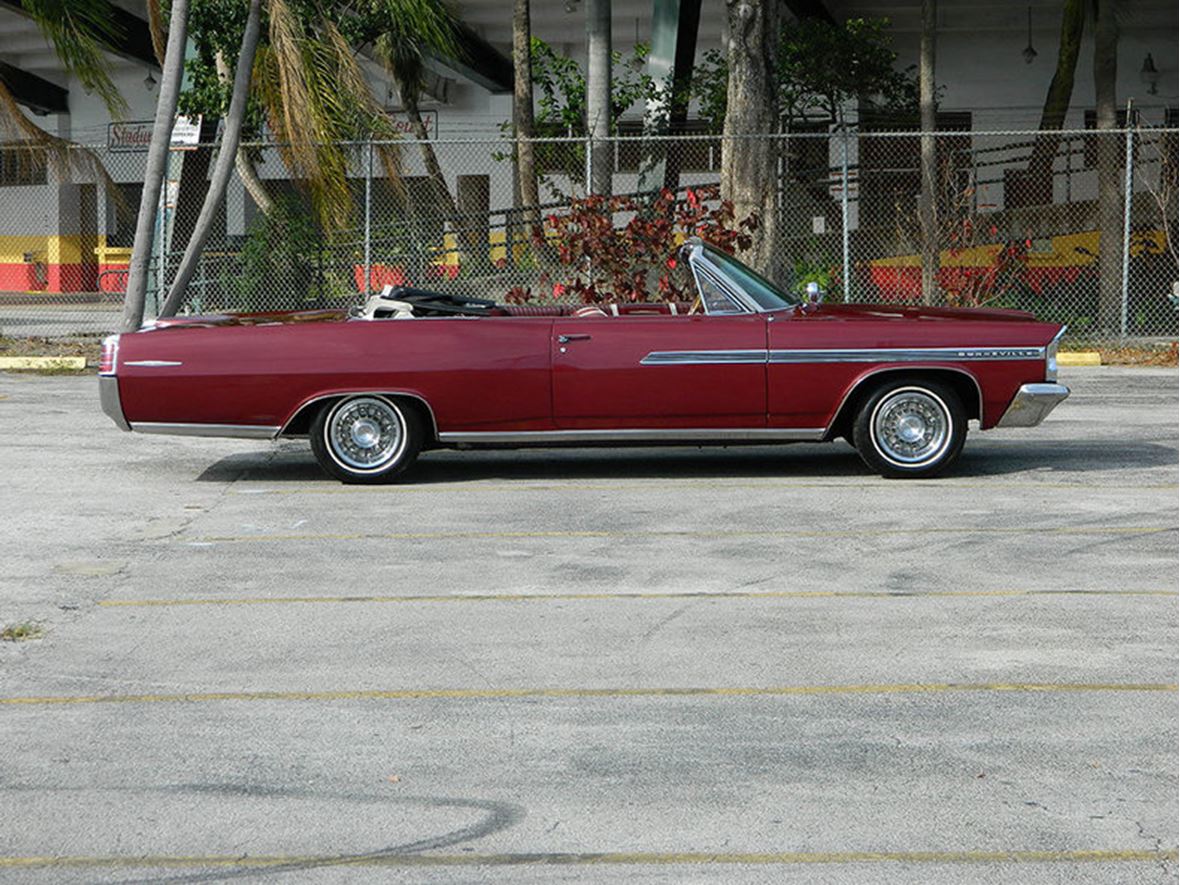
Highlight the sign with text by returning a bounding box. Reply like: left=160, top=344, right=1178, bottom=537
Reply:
left=108, top=115, right=204, bottom=151
left=386, top=109, right=438, bottom=139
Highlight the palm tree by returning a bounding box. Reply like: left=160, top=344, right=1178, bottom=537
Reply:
left=1022, top=0, right=1085, bottom=200
left=1092, top=0, right=1123, bottom=334
left=161, top=0, right=262, bottom=317
left=512, top=0, right=540, bottom=235
left=720, top=0, right=779, bottom=279
left=121, top=0, right=189, bottom=332
left=918, top=0, right=938, bottom=305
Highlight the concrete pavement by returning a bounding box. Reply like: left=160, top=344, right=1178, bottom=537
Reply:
left=0, top=366, right=1176, bottom=883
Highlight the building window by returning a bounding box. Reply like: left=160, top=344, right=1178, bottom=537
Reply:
left=0, top=149, right=48, bottom=186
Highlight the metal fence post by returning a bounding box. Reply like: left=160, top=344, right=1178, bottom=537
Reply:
left=840, top=122, right=851, bottom=302
left=1119, top=119, right=1134, bottom=338
left=584, top=135, right=593, bottom=195
left=364, top=139, right=373, bottom=295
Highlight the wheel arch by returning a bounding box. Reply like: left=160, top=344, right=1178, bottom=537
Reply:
left=824, top=366, right=982, bottom=441
left=280, top=391, right=439, bottom=443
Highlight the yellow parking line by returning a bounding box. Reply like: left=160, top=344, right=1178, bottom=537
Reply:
left=185, top=525, right=1175, bottom=544
left=97, top=588, right=1178, bottom=608
left=0, top=848, right=1175, bottom=869
left=2, top=683, right=1174, bottom=707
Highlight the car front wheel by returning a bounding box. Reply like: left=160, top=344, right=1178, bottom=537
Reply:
left=852, top=380, right=966, bottom=478
left=310, top=395, right=422, bottom=483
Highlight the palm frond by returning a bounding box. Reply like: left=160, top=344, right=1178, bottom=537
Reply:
left=19, top=0, right=128, bottom=117
left=256, top=0, right=406, bottom=231
left=0, top=78, right=125, bottom=212
left=146, top=0, right=167, bottom=66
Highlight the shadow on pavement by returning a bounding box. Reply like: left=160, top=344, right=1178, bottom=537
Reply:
left=195, top=438, right=1176, bottom=485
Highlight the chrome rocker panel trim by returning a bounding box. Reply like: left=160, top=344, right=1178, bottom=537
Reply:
left=99, top=376, right=131, bottom=432
left=129, top=422, right=281, bottom=439
left=438, top=428, right=826, bottom=445
left=995, top=383, right=1070, bottom=428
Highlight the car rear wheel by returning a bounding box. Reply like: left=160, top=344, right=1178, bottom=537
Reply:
left=310, top=395, right=422, bottom=483
left=852, top=380, right=966, bottom=478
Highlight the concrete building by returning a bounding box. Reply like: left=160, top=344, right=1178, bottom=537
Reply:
left=0, top=0, right=1176, bottom=295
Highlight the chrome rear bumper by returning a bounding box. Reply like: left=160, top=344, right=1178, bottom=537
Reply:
left=99, top=376, right=130, bottom=431
left=996, top=383, right=1070, bottom=428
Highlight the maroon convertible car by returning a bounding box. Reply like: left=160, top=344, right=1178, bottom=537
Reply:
left=100, top=240, right=1069, bottom=483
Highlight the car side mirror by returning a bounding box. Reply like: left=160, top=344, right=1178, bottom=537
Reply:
left=805, top=282, right=824, bottom=304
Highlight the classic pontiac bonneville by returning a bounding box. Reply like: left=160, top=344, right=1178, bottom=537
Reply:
left=99, top=240, right=1069, bottom=482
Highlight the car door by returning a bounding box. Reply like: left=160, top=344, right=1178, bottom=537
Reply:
left=551, top=313, right=768, bottom=429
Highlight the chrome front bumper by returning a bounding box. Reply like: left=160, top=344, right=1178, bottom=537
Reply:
left=99, top=375, right=131, bottom=431
left=996, top=383, right=1070, bottom=428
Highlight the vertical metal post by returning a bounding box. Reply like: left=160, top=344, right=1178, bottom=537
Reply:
left=1119, top=110, right=1134, bottom=338
left=584, top=134, right=593, bottom=195
left=840, top=122, right=851, bottom=302
left=153, top=175, right=167, bottom=316
left=364, top=140, right=373, bottom=294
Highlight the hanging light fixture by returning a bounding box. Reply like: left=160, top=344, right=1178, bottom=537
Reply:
left=1140, top=53, right=1160, bottom=95
left=1022, top=7, right=1038, bottom=64
left=144, top=70, right=157, bottom=92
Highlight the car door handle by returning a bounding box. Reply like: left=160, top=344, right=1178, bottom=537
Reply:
left=557, top=334, right=591, bottom=344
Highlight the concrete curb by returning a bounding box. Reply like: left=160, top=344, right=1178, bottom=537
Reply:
left=1058, top=352, right=1102, bottom=367
left=0, top=356, right=88, bottom=371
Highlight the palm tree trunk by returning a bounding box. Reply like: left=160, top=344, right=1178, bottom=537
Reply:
left=1027, top=0, right=1084, bottom=190
left=919, top=0, right=939, bottom=306
left=402, top=86, right=455, bottom=214
left=720, top=0, right=780, bottom=281
left=513, top=0, right=540, bottom=232
left=585, top=0, right=612, bottom=195
left=1093, top=0, right=1122, bottom=334
left=160, top=0, right=262, bottom=317
left=120, top=0, right=189, bottom=332
left=215, top=52, right=273, bottom=216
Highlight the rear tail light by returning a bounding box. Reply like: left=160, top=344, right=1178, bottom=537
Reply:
left=99, top=335, right=120, bottom=376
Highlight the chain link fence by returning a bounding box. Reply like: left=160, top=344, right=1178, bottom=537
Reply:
left=1, top=127, right=1176, bottom=342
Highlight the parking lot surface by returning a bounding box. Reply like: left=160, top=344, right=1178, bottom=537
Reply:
left=0, top=366, right=1177, bottom=883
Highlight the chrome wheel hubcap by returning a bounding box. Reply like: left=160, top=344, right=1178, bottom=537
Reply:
left=327, top=397, right=405, bottom=471
left=872, top=389, right=951, bottom=466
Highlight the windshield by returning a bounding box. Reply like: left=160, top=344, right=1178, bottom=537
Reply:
left=704, top=245, right=799, bottom=311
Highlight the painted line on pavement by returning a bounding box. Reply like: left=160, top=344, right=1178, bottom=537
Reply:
left=0, top=848, right=1175, bottom=869
left=2, top=683, right=1174, bottom=708
left=97, top=588, right=1179, bottom=608
left=181, top=525, right=1176, bottom=544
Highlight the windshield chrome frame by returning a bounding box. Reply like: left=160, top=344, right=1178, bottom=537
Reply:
left=682, top=239, right=792, bottom=315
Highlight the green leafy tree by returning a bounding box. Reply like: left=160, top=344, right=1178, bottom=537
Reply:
left=693, top=17, right=919, bottom=131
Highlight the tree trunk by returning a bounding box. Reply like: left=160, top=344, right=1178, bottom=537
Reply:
left=720, top=0, right=779, bottom=281
left=918, top=0, right=939, bottom=306
left=1027, top=0, right=1084, bottom=189
left=160, top=0, right=262, bottom=317
left=1093, top=0, right=1122, bottom=334
left=401, top=85, right=456, bottom=215
left=513, top=0, right=540, bottom=235
left=120, top=0, right=189, bottom=332
left=214, top=52, right=273, bottom=216
left=585, top=0, right=612, bottom=195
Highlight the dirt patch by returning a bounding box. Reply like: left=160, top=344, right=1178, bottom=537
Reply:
left=1064, top=342, right=1178, bottom=367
